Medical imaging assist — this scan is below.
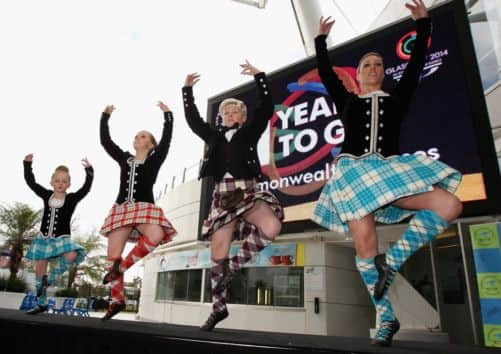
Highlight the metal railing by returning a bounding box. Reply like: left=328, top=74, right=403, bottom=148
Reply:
left=156, top=160, right=202, bottom=201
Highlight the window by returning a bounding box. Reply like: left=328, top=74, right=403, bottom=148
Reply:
left=156, top=271, right=175, bottom=301
left=187, top=268, right=203, bottom=301
left=204, top=267, right=304, bottom=307
left=173, top=270, right=188, bottom=300
left=156, top=269, right=202, bottom=301
left=158, top=267, right=304, bottom=307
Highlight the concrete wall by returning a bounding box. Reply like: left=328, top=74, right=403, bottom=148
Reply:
left=156, top=179, right=202, bottom=246
left=0, top=292, right=25, bottom=310
left=323, top=243, right=374, bottom=337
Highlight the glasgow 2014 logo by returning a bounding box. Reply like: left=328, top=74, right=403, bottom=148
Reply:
left=388, top=29, right=446, bottom=82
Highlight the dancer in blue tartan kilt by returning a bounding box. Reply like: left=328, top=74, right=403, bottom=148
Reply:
left=183, top=61, right=283, bottom=331
left=312, top=1, right=463, bottom=346
left=23, top=154, right=93, bottom=315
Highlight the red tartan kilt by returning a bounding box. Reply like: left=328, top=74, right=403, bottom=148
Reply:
left=100, top=202, right=177, bottom=243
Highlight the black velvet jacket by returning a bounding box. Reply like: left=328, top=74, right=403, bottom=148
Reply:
left=315, top=18, right=432, bottom=157
left=100, top=111, right=173, bottom=204
left=183, top=72, right=273, bottom=182
left=24, top=161, right=94, bottom=237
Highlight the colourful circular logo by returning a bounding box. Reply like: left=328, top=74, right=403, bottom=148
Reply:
left=396, top=30, right=432, bottom=60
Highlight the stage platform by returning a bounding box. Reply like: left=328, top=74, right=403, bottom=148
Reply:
left=0, top=309, right=499, bottom=354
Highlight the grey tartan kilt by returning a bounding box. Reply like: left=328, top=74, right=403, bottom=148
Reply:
left=202, top=178, right=284, bottom=241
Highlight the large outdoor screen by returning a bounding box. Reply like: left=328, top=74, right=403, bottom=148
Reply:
left=199, top=0, right=501, bottom=235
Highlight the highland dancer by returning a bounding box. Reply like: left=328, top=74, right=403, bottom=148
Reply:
left=183, top=61, right=283, bottom=331
left=313, top=0, right=462, bottom=346
left=99, top=102, right=177, bottom=320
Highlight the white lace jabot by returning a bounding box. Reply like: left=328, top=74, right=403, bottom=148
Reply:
left=49, top=197, right=64, bottom=208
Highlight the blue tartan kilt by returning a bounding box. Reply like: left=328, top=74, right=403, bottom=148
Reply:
left=25, top=234, right=86, bottom=265
left=313, top=153, right=462, bottom=233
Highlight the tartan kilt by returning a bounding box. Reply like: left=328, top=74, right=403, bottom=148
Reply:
left=100, top=202, right=177, bottom=243
left=313, top=153, right=462, bottom=233
left=202, top=178, right=284, bottom=241
left=25, top=234, right=86, bottom=265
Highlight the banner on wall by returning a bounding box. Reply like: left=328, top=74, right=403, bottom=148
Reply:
left=469, top=223, right=501, bottom=348
left=158, top=243, right=305, bottom=272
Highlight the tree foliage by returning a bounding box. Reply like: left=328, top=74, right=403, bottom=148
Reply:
left=0, top=203, right=41, bottom=281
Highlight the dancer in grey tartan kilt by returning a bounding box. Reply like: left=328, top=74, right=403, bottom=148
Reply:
left=183, top=61, right=283, bottom=331
left=313, top=1, right=463, bottom=346
left=203, top=178, right=284, bottom=319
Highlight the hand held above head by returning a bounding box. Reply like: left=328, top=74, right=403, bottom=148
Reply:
left=240, top=60, right=260, bottom=76
left=157, top=101, right=171, bottom=113
left=104, top=105, right=115, bottom=115
left=405, top=0, right=428, bottom=20
left=318, top=16, right=335, bottom=37
left=81, top=158, right=92, bottom=168
left=185, top=73, right=200, bottom=87
left=24, top=153, right=34, bottom=162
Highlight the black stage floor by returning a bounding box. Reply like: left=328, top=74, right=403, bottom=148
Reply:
left=0, top=309, right=499, bottom=354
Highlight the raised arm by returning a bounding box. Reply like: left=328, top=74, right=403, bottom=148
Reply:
left=241, top=61, right=273, bottom=143
left=72, top=158, right=94, bottom=202
left=393, top=0, right=432, bottom=109
left=23, top=154, right=51, bottom=199
left=150, top=101, right=174, bottom=164
left=182, top=73, right=214, bottom=143
left=315, top=17, right=350, bottom=110
left=100, top=105, right=125, bottom=162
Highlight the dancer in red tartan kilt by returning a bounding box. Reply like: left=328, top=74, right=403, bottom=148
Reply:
left=99, top=101, right=177, bottom=320
left=183, top=61, right=284, bottom=331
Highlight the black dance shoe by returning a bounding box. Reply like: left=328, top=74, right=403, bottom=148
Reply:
left=102, top=259, right=122, bottom=285
left=26, top=305, right=48, bottom=315
left=374, top=254, right=395, bottom=300
left=200, top=309, right=229, bottom=331
left=371, top=319, right=400, bottom=346
left=101, top=301, right=126, bottom=321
